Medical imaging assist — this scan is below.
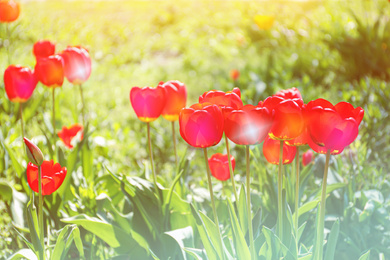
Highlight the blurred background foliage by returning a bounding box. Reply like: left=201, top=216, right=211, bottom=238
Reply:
left=0, top=0, right=389, bottom=259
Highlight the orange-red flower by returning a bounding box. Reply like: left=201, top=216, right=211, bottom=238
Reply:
left=263, top=136, right=297, bottom=165
left=208, top=153, right=235, bottom=181
left=4, top=65, right=37, bottom=103
left=262, top=96, right=305, bottom=140
left=130, top=85, right=166, bottom=123
left=34, top=55, right=64, bottom=88
left=230, top=69, right=240, bottom=81
left=274, top=87, right=302, bottom=100
left=33, top=40, right=56, bottom=60
left=306, top=99, right=364, bottom=151
left=57, top=124, right=84, bottom=149
left=199, top=88, right=243, bottom=118
left=225, top=104, right=273, bottom=145
left=179, top=103, right=224, bottom=148
left=61, top=46, right=92, bottom=85
left=285, top=127, right=310, bottom=146
left=307, top=134, right=343, bottom=155
left=27, top=160, right=67, bottom=196
left=302, top=149, right=314, bottom=166
left=0, top=0, right=20, bottom=23
left=160, top=80, right=187, bottom=121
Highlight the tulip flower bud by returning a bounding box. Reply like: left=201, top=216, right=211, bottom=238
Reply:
left=23, top=137, right=44, bottom=166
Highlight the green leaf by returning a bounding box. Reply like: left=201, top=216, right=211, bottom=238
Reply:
left=358, top=250, right=371, bottom=260
left=82, top=144, right=93, bottom=181
left=252, top=207, right=262, bottom=239
left=57, top=144, right=80, bottom=200
left=72, top=226, right=85, bottom=259
left=6, top=249, right=37, bottom=260
left=312, top=204, right=322, bottom=260
left=282, top=190, right=293, bottom=249
left=52, top=225, right=83, bottom=260
left=297, top=222, right=307, bottom=242
left=227, top=199, right=251, bottom=260
left=0, top=181, right=12, bottom=201
left=62, top=214, right=148, bottom=256
left=324, top=219, right=340, bottom=260
left=163, top=169, right=184, bottom=229
left=298, top=254, right=312, bottom=260
left=3, top=143, right=23, bottom=177
left=262, top=226, right=295, bottom=259
left=237, top=184, right=248, bottom=233
left=164, top=226, right=194, bottom=260
left=162, top=189, right=193, bottom=231
left=26, top=204, right=43, bottom=257
left=359, top=199, right=380, bottom=222
left=190, top=204, right=218, bottom=260
left=198, top=211, right=224, bottom=259
left=183, top=247, right=205, bottom=260
left=315, top=183, right=346, bottom=198
left=292, top=199, right=320, bottom=220
left=96, top=193, right=132, bottom=233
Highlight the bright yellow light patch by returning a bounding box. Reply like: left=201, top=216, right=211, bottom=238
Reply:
left=254, top=15, right=274, bottom=30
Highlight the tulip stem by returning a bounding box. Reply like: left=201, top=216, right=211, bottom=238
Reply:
left=19, top=103, right=24, bottom=139
left=246, top=145, right=255, bottom=259
left=147, top=123, right=157, bottom=190
left=224, top=135, right=238, bottom=203
left=171, top=121, right=178, bottom=168
left=294, top=147, right=300, bottom=238
left=277, top=140, right=284, bottom=241
left=38, top=165, right=45, bottom=260
left=79, top=84, right=85, bottom=126
left=315, top=149, right=331, bottom=260
left=202, top=148, right=223, bottom=251
left=52, top=88, right=56, bottom=147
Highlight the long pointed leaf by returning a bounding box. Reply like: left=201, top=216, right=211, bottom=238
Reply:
left=324, top=219, right=340, bottom=260
left=227, top=199, right=251, bottom=259
left=189, top=204, right=218, bottom=260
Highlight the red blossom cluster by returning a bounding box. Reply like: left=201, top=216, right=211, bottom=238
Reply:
left=129, top=84, right=363, bottom=182
left=178, top=86, right=363, bottom=164
left=4, top=41, right=91, bottom=102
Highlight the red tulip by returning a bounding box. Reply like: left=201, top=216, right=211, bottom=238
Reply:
left=0, top=0, right=20, bottom=23
left=274, top=87, right=302, bottom=100
left=130, top=85, right=166, bottom=122
left=285, top=127, right=310, bottom=146
left=179, top=102, right=224, bottom=148
left=34, top=55, right=64, bottom=88
left=33, top=40, right=56, bottom=60
left=57, top=124, right=84, bottom=149
left=302, top=150, right=314, bottom=166
left=225, top=104, right=273, bottom=145
left=262, top=96, right=305, bottom=140
left=199, top=88, right=243, bottom=118
left=160, top=80, right=187, bottom=121
left=61, top=46, right=92, bottom=85
left=230, top=69, right=240, bottom=81
left=307, top=135, right=343, bottom=155
left=4, top=65, right=37, bottom=103
left=306, top=99, right=364, bottom=151
left=263, top=136, right=297, bottom=165
left=26, top=160, right=67, bottom=196
left=208, top=153, right=235, bottom=181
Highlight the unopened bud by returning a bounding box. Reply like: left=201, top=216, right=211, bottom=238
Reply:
left=23, top=137, right=44, bottom=166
